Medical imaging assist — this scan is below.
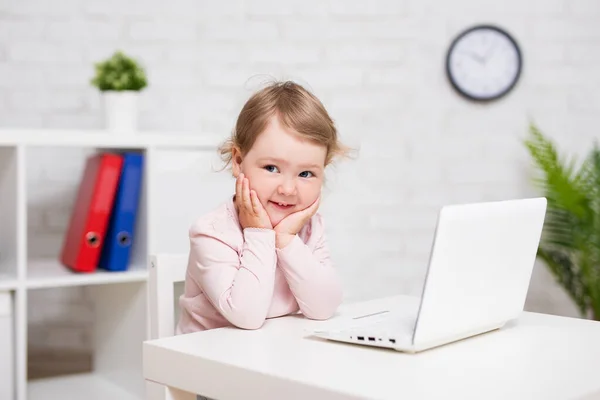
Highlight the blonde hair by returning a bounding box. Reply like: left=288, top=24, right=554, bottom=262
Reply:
left=219, top=80, right=351, bottom=169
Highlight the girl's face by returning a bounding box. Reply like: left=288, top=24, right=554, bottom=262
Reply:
left=232, top=115, right=326, bottom=227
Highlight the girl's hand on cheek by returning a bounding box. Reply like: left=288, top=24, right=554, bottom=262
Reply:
left=235, top=173, right=273, bottom=230
left=274, top=197, right=320, bottom=247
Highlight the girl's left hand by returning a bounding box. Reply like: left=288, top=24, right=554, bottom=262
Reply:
left=274, top=197, right=321, bottom=241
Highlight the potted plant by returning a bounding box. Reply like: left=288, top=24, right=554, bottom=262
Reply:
left=524, top=123, right=600, bottom=320
left=91, top=50, right=148, bottom=133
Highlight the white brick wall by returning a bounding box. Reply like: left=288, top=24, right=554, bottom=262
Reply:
left=1, top=0, right=598, bottom=353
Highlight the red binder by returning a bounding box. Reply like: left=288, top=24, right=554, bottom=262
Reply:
left=60, top=153, right=124, bottom=273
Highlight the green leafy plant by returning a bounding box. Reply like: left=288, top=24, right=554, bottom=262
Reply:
left=524, top=123, right=600, bottom=320
left=91, top=50, right=148, bottom=92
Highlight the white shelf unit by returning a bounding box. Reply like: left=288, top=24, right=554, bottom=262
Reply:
left=0, top=128, right=225, bottom=400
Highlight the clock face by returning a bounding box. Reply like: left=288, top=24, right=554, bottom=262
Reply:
left=446, top=25, right=522, bottom=101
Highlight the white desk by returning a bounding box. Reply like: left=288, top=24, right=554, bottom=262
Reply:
left=143, top=295, right=600, bottom=400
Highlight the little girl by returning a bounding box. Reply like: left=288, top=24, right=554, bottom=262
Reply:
left=176, top=80, right=350, bottom=336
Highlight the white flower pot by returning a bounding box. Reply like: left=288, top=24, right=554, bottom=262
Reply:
left=103, top=91, right=139, bottom=133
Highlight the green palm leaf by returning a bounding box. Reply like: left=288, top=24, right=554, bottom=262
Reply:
left=524, top=124, right=600, bottom=320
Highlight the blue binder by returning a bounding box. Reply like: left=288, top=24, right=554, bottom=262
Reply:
left=99, top=152, right=144, bottom=272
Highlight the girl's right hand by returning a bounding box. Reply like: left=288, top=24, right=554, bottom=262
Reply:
left=236, top=173, right=272, bottom=230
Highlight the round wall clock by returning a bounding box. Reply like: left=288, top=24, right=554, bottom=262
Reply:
left=445, top=25, right=522, bottom=102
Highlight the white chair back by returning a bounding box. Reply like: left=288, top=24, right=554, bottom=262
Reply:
left=148, top=254, right=189, bottom=339
left=146, top=253, right=195, bottom=400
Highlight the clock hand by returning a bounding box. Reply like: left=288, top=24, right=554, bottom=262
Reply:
left=460, top=50, right=485, bottom=64
left=483, top=39, right=497, bottom=63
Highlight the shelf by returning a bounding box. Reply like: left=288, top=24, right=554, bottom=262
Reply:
left=28, top=373, right=141, bottom=400
left=0, top=273, right=18, bottom=290
left=0, top=128, right=222, bottom=149
left=26, top=259, right=148, bottom=289
left=0, top=147, right=20, bottom=284
left=2, top=128, right=205, bottom=399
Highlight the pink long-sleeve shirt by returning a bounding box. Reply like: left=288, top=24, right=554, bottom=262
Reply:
left=176, top=197, right=343, bottom=334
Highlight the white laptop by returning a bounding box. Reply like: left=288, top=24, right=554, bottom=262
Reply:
left=312, top=197, right=547, bottom=353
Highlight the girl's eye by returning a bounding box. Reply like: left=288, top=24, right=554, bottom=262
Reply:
left=299, top=171, right=314, bottom=178
left=264, top=165, right=279, bottom=173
